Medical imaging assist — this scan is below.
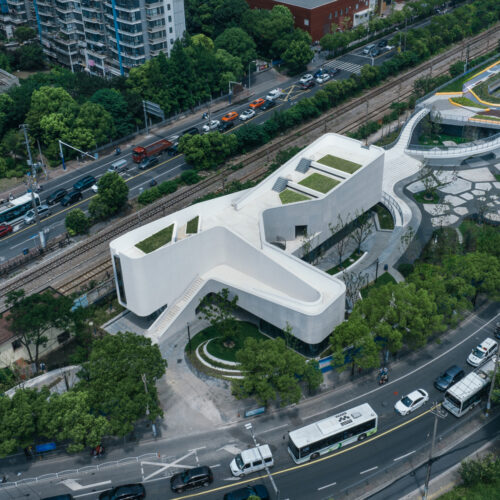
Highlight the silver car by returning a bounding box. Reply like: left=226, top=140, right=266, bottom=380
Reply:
left=24, top=204, right=51, bottom=224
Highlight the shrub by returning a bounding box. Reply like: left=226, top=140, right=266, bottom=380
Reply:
left=459, top=455, right=500, bottom=487
left=181, top=169, right=200, bottom=185
left=65, top=209, right=90, bottom=236
left=138, top=187, right=161, bottom=205
left=158, top=180, right=178, bottom=195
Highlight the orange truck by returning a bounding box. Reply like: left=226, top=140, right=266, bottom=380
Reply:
left=132, top=139, right=173, bottom=163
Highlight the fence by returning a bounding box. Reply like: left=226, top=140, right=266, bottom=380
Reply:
left=382, top=192, right=404, bottom=226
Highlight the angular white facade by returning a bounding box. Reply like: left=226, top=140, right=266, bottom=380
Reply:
left=110, top=134, right=384, bottom=354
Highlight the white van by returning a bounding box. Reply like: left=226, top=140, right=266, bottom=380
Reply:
left=107, top=158, right=128, bottom=174
left=363, top=43, right=376, bottom=55
left=265, top=88, right=282, bottom=102
left=467, top=337, right=498, bottom=367
left=230, top=445, right=274, bottom=477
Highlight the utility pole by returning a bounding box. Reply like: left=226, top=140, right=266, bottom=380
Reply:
left=423, top=403, right=447, bottom=500
left=141, top=373, right=157, bottom=438
left=20, top=124, right=45, bottom=248
left=143, top=100, right=149, bottom=135
left=484, top=355, right=499, bottom=417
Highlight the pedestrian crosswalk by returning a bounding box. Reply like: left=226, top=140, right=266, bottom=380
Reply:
left=323, top=59, right=363, bottom=75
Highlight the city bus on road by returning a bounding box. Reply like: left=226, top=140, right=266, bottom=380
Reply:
left=443, top=357, right=496, bottom=417
left=288, top=403, right=378, bottom=464
left=0, top=193, right=40, bottom=224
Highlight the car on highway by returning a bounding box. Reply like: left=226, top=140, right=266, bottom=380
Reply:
left=24, top=204, right=51, bottom=225
left=370, top=47, right=380, bottom=57
left=91, top=184, right=98, bottom=193
left=218, top=120, right=235, bottom=132
left=73, top=175, right=96, bottom=192
left=299, top=74, right=313, bottom=84
left=328, top=67, right=340, bottom=76
left=495, top=321, right=500, bottom=340
left=316, top=73, right=330, bottom=84
left=260, top=99, right=276, bottom=111
left=223, top=484, right=270, bottom=500
left=394, top=389, right=429, bottom=415
left=180, top=126, right=199, bottom=137
left=239, top=109, right=256, bottom=121
left=98, top=483, right=145, bottom=500
left=467, top=337, right=498, bottom=367
left=300, top=80, right=315, bottom=90
left=46, top=188, right=68, bottom=206
left=202, top=119, right=220, bottom=133
left=221, top=111, right=239, bottom=122
left=138, top=156, right=159, bottom=170
left=265, top=88, right=282, bottom=101
left=249, top=98, right=266, bottom=109
left=378, top=39, right=388, bottom=48
left=60, top=190, right=83, bottom=207
left=0, top=223, right=13, bottom=237
left=41, top=495, right=74, bottom=500
left=434, top=365, right=465, bottom=391
left=170, top=465, right=213, bottom=494
left=363, top=43, right=376, bottom=55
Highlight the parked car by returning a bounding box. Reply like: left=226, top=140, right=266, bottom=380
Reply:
left=300, top=80, right=315, bottom=90
left=73, top=175, right=96, bottom=191
left=495, top=321, right=500, bottom=340
left=221, top=111, right=239, bottom=122
left=260, top=100, right=276, bottom=111
left=328, top=67, right=340, bottom=76
left=239, top=109, right=255, bottom=121
left=265, top=88, right=282, bottom=101
left=370, top=47, right=380, bottom=57
left=138, top=156, right=159, bottom=170
left=316, top=73, right=330, bottom=84
left=170, top=466, right=213, bottom=494
left=467, top=337, right=498, bottom=367
left=0, top=223, right=13, bottom=237
left=218, top=121, right=235, bottom=132
left=249, top=98, right=266, bottom=109
left=434, top=365, right=465, bottom=391
left=41, top=495, right=74, bottom=500
left=378, top=39, right=388, bottom=48
left=24, top=204, right=51, bottom=225
left=223, top=484, right=270, bottom=500
left=60, top=190, right=83, bottom=207
left=46, top=188, right=68, bottom=205
left=202, top=120, right=220, bottom=133
left=299, top=74, right=313, bottom=84
left=363, top=43, right=376, bottom=55
left=98, top=483, right=145, bottom=500
left=180, top=126, right=199, bottom=137
left=394, top=389, right=429, bottom=415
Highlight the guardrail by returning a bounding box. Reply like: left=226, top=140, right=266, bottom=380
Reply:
left=382, top=192, right=404, bottom=226
left=406, top=133, right=500, bottom=156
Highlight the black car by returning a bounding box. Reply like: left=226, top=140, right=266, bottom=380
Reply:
left=139, top=156, right=159, bottom=170
left=370, top=47, right=380, bottom=57
left=218, top=120, right=234, bottom=132
left=260, top=100, right=275, bottom=111
left=98, top=483, right=145, bottom=500
left=181, top=126, right=199, bottom=137
left=495, top=321, right=500, bottom=340
left=60, top=190, right=83, bottom=207
left=170, top=466, right=213, bottom=494
left=300, top=80, right=315, bottom=90
left=434, top=365, right=465, bottom=391
left=73, top=175, right=96, bottom=191
left=46, top=188, right=68, bottom=205
left=328, top=67, right=340, bottom=76
left=378, top=39, right=388, bottom=48
left=41, top=496, right=74, bottom=500
left=223, top=484, right=270, bottom=500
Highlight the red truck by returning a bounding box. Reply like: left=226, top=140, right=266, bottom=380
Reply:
left=132, top=139, right=173, bottom=163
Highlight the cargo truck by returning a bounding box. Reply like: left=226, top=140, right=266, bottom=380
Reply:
left=132, top=139, right=173, bottom=163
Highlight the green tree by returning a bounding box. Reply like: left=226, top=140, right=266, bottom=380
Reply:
left=179, top=132, right=238, bottom=170
left=65, top=208, right=91, bottom=236
left=303, top=360, right=323, bottom=395
left=14, top=26, right=36, bottom=43
left=90, top=88, right=134, bottom=137
left=76, top=101, right=116, bottom=145
left=4, top=290, right=74, bottom=370
left=77, top=332, right=167, bottom=436
left=282, top=40, right=314, bottom=75
left=88, top=172, right=129, bottom=220
left=15, top=44, right=45, bottom=71
left=198, top=288, right=239, bottom=343
left=214, top=27, right=257, bottom=67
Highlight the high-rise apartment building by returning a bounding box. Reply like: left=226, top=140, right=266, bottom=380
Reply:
left=1, top=0, right=186, bottom=76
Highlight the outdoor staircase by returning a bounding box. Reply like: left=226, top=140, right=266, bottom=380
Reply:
left=146, top=276, right=205, bottom=343
left=272, top=177, right=289, bottom=192
left=295, top=158, right=311, bottom=173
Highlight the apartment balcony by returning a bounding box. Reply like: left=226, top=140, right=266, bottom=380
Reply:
left=146, top=12, right=164, bottom=21
left=147, top=24, right=164, bottom=34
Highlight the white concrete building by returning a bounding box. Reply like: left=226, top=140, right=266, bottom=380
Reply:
left=110, top=134, right=384, bottom=355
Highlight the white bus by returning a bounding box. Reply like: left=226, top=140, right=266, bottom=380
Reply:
left=443, top=357, right=496, bottom=417
left=0, top=193, right=40, bottom=224
left=288, top=403, right=378, bottom=464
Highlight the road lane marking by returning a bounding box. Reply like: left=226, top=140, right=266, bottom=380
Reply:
left=360, top=466, right=378, bottom=474
left=62, top=479, right=111, bottom=491
left=318, top=481, right=337, bottom=490
left=394, top=450, right=416, bottom=461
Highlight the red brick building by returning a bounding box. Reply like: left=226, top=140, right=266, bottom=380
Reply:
left=246, top=0, right=377, bottom=42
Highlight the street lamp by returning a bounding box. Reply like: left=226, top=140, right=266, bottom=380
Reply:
left=244, top=423, right=280, bottom=499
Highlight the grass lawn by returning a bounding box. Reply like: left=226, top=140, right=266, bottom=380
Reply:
left=373, top=203, right=394, bottom=230
left=299, top=173, right=339, bottom=193
left=326, top=250, right=364, bottom=275
left=473, top=114, right=500, bottom=122
left=450, top=96, right=488, bottom=108
left=413, top=191, right=440, bottom=204
left=360, top=272, right=397, bottom=299
left=440, top=479, right=500, bottom=500
left=418, top=133, right=469, bottom=146
left=318, top=154, right=361, bottom=174
left=279, top=189, right=310, bottom=204
left=186, top=216, right=199, bottom=234
left=495, top=174, right=500, bottom=182
left=136, top=224, right=174, bottom=253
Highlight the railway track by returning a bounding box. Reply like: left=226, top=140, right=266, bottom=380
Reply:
left=1, top=24, right=498, bottom=303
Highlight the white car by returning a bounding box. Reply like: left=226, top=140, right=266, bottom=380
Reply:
left=299, top=74, right=313, bottom=84
left=23, top=204, right=51, bottom=224
left=467, top=338, right=498, bottom=367
left=91, top=184, right=98, bottom=193
left=202, top=120, right=220, bottom=133
left=394, top=389, right=429, bottom=415
left=316, top=73, right=330, bottom=84
left=239, top=109, right=255, bottom=121
left=265, top=88, right=282, bottom=101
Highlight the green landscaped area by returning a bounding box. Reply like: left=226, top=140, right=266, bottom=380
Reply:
left=360, top=272, right=397, bottom=299
left=440, top=59, right=498, bottom=92
left=186, top=216, right=199, bottom=234
left=418, top=133, right=469, bottom=146
left=450, top=96, right=488, bottom=108
left=298, top=173, right=339, bottom=193
left=373, top=203, right=394, bottom=230
left=279, top=189, right=310, bottom=204
left=326, top=250, right=364, bottom=275
left=374, top=128, right=401, bottom=147
left=413, top=191, right=440, bottom=204
left=135, top=224, right=174, bottom=254
left=472, top=75, right=500, bottom=105
left=318, top=154, right=361, bottom=174
left=496, top=174, right=500, bottom=182
left=473, top=114, right=500, bottom=122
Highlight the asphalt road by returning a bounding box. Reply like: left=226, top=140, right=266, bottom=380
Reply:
left=2, top=305, right=498, bottom=500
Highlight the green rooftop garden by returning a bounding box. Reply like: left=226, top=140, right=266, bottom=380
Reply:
left=136, top=224, right=174, bottom=254
left=450, top=96, right=488, bottom=108
left=318, top=154, right=361, bottom=174
left=298, top=172, right=339, bottom=193
left=186, top=216, right=199, bottom=234
left=473, top=114, right=500, bottom=122
left=279, top=189, right=310, bottom=204
left=440, top=59, right=499, bottom=92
